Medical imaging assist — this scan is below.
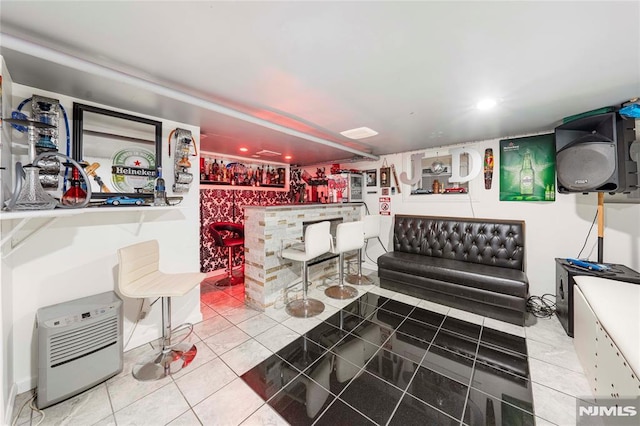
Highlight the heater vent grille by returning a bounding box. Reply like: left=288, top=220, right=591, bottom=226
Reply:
left=49, top=316, right=119, bottom=367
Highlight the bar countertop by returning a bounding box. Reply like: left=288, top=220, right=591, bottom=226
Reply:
left=243, top=202, right=364, bottom=211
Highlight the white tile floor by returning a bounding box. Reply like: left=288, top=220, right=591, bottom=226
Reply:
left=12, top=271, right=590, bottom=426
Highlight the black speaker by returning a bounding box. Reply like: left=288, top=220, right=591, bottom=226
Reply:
left=555, top=112, right=638, bottom=193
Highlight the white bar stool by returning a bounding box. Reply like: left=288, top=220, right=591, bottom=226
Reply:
left=325, top=221, right=363, bottom=300
left=117, top=240, right=206, bottom=381
left=347, top=214, right=381, bottom=285
left=281, top=221, right=331, bottom=318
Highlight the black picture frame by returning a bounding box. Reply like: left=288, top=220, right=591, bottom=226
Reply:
left=73, top=103, right=162, bottom=199
left=380, top=167, right=391, bottom=187
left=365, top=169, right=377, bottom=187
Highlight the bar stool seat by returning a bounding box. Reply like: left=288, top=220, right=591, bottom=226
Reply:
left=281, top=221, right=331, bottom=318
left=117, top=240, right=205, bottom=381
left=325, top=221, right=363, bottom=300
left=210, top=222, right=244, bottom=286
left=347, top=214, right=381, bottom=285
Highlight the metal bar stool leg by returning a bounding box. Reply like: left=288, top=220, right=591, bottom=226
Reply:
left=346, top=245, right=373, bottom=285
left=215, top=245, right=243, bottom=286
left=325, top=252, right=358, bottom=299
left=132, top=297, right=198, bottom=381
left=286, top=260, right=325, bottom=318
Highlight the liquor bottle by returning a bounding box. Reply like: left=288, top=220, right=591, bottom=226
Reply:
left=207, top=159, right=214, bottom=181
left=212, top=159, right=219, bottom=181
left=265, top=166, right=271, bottom=185
left=220, top=161, right=226, bottom=182
left=200, top=157, right=206, bottom=181
left=154, top=167, right=167, bottom=206
left=519, top=150, right=534, bottom=195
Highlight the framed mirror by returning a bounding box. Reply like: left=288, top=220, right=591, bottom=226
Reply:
left=73, top=103, right=162, bottom=199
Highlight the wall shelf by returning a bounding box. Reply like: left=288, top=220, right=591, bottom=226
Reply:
left=0, top=205, right=178, bottom=257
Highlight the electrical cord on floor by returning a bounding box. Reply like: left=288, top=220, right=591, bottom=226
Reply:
left=526, top=294, right=557, bottom=318
left=11, top=393, right=45, bottom=426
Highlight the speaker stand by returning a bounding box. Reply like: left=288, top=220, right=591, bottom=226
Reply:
left=597, top=192, right=604, bottom=263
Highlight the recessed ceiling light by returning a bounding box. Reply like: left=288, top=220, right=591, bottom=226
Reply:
left=340, top=127, right=379, bottom=139
left=284, top=155, right=292, bottom=160
left=239, top=147, right=248, bottom=152
left=476, top=98, right=497, bottom=110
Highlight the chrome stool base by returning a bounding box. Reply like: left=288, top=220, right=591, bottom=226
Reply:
left=132, top=343, right=198, bottom=381
left=325, top=285, right=358, bottom=299
left=346, top=274, right=373, bottom=285
left=286, top=298, right=325, bottom=318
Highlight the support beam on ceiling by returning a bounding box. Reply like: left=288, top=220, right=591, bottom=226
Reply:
left=1, top=33, right=379, bottom=161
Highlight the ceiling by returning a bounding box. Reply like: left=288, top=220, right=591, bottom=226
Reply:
left=1, top=1, right=639, bottom=166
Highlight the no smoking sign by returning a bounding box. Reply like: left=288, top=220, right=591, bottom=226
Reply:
left=379, top=197, right=391, bottom=215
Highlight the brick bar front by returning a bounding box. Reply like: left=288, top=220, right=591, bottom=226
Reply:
left=243, top=203, right=363, bottom=310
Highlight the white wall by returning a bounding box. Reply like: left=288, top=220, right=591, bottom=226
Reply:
left=1, top=56, right=16, bottom=426
left=339, top=137, right=640, bottom=298
left=4, top=84, right=202, bottom=397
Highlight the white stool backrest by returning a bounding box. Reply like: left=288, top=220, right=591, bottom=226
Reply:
left=363, top=214, right=381, bottom=239
left=335, top=221, right=364, bottom=253
left=304, top=221, right=332, bottom=259
left=117, top=240, right=159, bottom=297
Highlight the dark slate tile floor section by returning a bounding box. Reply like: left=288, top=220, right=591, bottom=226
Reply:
left=241, top=294, right=535, bottom=426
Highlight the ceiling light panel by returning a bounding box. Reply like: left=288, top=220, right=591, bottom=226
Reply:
left=340, top=127, right=379, bottom=139
left=256, top=149, right=282, bottom=157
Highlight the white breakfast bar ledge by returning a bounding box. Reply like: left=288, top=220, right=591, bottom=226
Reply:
left=243, top=203, right=364, bottom=310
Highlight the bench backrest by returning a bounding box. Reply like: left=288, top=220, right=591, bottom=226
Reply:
left=393, top=215, right=525, bottom=271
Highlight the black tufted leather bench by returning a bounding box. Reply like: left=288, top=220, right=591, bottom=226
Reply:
left=378, top=215, right=529, bottom=325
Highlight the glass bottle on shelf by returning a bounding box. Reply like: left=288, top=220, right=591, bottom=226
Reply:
left=247, top=167, right=254, bottom=186
left=256, top=166, right=262, bottom=186
left=212, top=159, right=219, bottom=181
left=11, top=165, right=58, bottom=210
left=219, top=161, right=226, bottom=182
left=207, top=158, right=213, bottom=181
left=265, top=166, right=272, bottom=185
left=62, top=167, right=87, bottom=206
left=154, top=167, right=167, bottom=206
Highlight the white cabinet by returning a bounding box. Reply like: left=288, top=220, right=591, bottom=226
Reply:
left=574, top=286, right=640, bottom=400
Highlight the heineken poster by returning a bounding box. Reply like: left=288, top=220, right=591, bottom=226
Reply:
left=499, top=134, right=556, bottom=202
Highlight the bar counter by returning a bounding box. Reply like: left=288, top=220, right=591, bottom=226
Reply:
left=243, top=202, right=364, bottom=310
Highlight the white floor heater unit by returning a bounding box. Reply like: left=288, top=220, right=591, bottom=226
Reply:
left=36, top=291, right=123, bottom=409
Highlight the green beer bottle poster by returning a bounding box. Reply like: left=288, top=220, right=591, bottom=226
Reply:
left=499, top=134, right=556, bottom=201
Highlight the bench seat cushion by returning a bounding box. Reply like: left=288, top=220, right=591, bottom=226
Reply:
left=378, top=251, right=528, bottom=298
left=574, top=276, right=640, bottom=377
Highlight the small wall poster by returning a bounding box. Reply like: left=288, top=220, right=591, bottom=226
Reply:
left=379, top=197, right=391, bottom=215
left=499, top=134, right=556, bottom=202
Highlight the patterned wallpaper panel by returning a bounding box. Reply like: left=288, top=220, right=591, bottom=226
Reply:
left=200, top=188, right=296, bottom=272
